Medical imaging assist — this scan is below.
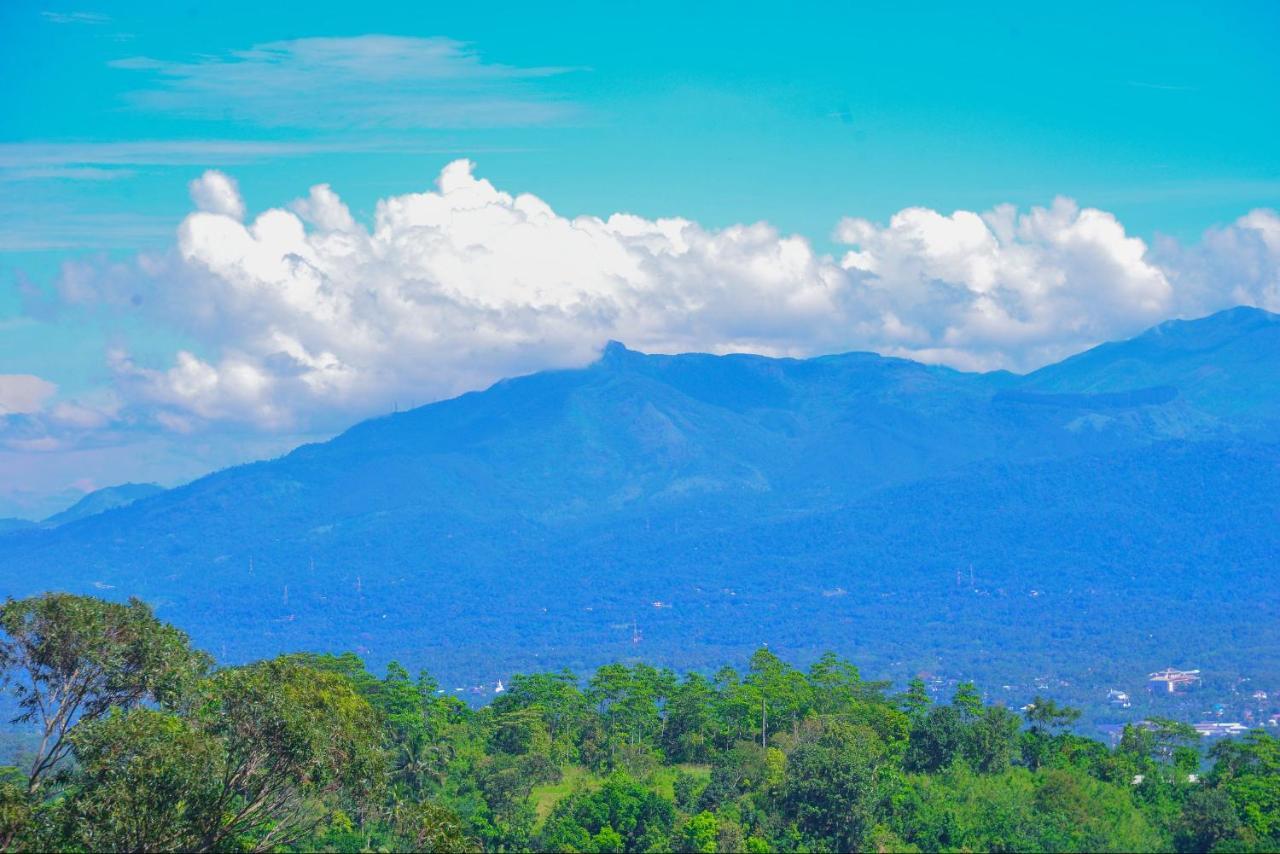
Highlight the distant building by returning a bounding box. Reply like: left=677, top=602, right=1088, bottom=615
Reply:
left=1107, top=689, right=1131, bottom=708
left=1194, top=721, right=1249, bottom=738
left=1149, top=667, right=1200, bottom=693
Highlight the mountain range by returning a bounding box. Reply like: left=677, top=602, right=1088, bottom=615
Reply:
left=1, top=306, right=1277, bottom=705
left=0, top=482, right=164, bottom=535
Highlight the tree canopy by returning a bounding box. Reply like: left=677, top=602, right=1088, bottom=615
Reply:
left=0, top=592, right=1277, bottom=853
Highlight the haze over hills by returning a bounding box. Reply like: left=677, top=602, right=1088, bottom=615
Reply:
left=0, top=307, right=1277, bottom=705
left=0, top=482, right=165, bottom=534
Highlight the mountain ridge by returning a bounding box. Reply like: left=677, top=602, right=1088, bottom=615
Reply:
left=0, top=306, right=1277, bottom=702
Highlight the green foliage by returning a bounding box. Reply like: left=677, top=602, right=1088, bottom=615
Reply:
left=966, top=706, right=1023, bottom=774
left=392, top=800, right=480, bottom=853
left=1022, top=696, right=1083, bottom=771
left=901, top=678, right=931, bottom=720
left=672, top=771, right=705, bottom=812
left=1208, top=731, right=1280, bottom=844
left=59, top=708, right=223, bottom=852
left=952, top=681, right=982, bottom=721
left=677, top=810, right=717, bottom=853
left=2, top=592, right=1278, bottom=854
left=898, top=763, right=1165, bottom=852
left=0, top=776, right=34, bottom=851
left=195, top=657, right=387, bottom=849
left=781, top=720, right=888, bottom=851
left=1174, top=786, right=1242, bottom=853
left=904, top=705, right=965, bottom=773
left=0, top=593, right=210, bottom=790
left=541, top=774, right=675, bottom=853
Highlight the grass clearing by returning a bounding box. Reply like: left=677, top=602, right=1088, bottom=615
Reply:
left=651, top=762, right=712, bottom=800
left=531, top=764, right=599, bottom=822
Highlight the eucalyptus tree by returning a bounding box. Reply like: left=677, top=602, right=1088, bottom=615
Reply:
left=0, top=593, right=209, bottom=791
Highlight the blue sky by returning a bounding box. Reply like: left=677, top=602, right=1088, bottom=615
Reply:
left=1, top=0, right=1279, bottom=516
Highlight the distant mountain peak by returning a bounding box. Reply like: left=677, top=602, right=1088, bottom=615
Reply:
left=1020, top=304, right=1280, bottom=407
left=597, top=339, right=643, bottom=367
left=1144, top=305, right=1278, bottom=342
left=42, top=482, right=166, bottom=528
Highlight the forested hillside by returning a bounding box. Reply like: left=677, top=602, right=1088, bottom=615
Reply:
left=2, top=593, right=1277, bottom=853
left=1, top=308, right=1278, bottom=713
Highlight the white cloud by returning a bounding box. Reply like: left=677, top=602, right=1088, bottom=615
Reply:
left=111, top=36, right=577, bottom=129
left=833, top=198, right=1175, bottom=369
left=188, top=170, right=245, bottom=220
left=0, top=375, right=57, bottom=415
left=34, top=160, right=1280, bottom=437
left=1151, top=208, right=1280, bottom=313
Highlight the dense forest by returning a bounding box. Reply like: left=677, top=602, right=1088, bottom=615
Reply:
left=1, top=594, right=1277, bottom=852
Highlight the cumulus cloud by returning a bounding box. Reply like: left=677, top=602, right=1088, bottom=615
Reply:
left=37, top=160, right=1280, bottom=437
left=833, top=199, right=1176, bottom=369
left=188, top=170, right=245, bottom=220
left=1150, top=209, right=1280, bottom=313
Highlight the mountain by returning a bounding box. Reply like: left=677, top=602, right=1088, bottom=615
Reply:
left=0, top=307, right=1277, bottom=706
left=39, top=482, right=166, bottom=527
left=1020, top=305, right=1280, bottom=429
left=0, top=483, right=165, bottom=533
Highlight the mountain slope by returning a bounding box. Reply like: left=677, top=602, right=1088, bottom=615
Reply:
left=1021, top=305, right=1280, bottom=428
left=40, top=482, right=166, bottom=527
left=0, top=307, right=1276, bottom=703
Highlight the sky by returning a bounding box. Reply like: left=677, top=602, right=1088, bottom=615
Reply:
left=1, top=0, right=1278, bottom=517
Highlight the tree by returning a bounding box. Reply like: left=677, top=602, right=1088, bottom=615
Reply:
left=679, top=811, right=718, bottom=853
left=59, top=708, right=224, bottom=852
left=746, top=647, right=811, bottom=746
left=952, top=681, right=982, bottom=721
left=964, top=706, right=1022, bottom=774
left=377, top=661, right=429, bottom=740
left=392, top=731, right=440, bottom=796
left=191, top=658, right=386, bottom=851
left=904, top=705, right=965, bottom=773
left=1208, top=730, right=1280, bottom=843
left=1022, top=696, right=1081, bottom=770
left=0, top=594, right=210, bottom=791
left=808, top=651, right=883, bottom=714
left=541, top=774, right=675, bottom=853
left=698, top=741, right=773, bottom=810
left=664, top=673, right=717, bottom=762
left=673, top=771, right=705, bottom=812
left=781, top=720, right=887, bottom=851
left=1023, top=696, right=1080, bottom=734
left=473, top=755, right=538, bottom=850
left=392, top=800, right=479, bottom=853
left=491, top=669, right=589, bottom=753
left=0, top=776, right=33, bottom=851
left=1173, top=787, right=1241, bottom=853
left=901, top=678, right=932, bottom=720
left=1032, top=767, right=1164, bottom=852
